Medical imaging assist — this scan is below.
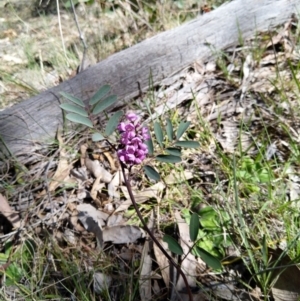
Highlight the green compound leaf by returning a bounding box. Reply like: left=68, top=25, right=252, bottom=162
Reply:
left=89, top=85, right=111, bottom=106
left=163, top=235, right=183, bottom=255
left=195, top=246, right=222, bottom=270
left=154, top=121, right=164, bottom=147
left=165, top=147, right=181, bottom=156
left=105, top=111, right=123, bottom=136
left=144, top=165, right=160, bottom=181
left=60, top=92, right=85, bottom=107
left=176, top=121, right=191, bottom=140
left=156, top=155, right=181, bottom=163
left=175, top=141, right=200, bottom=148
left=60, top=103, right=88, bottom=117
left=66, top=113, right=93, bottom=128
left=145, top=136, right=154, bottom=155
left=190, top=213, right=200, bottom=242
left=92, top=95, right=118, bottom=115
left=92, top=132, right=105, bottom=142
left=166, top=118, right=173, bottom=141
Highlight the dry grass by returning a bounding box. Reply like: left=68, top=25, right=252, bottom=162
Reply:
left=0, top=0, right=231, bottom=109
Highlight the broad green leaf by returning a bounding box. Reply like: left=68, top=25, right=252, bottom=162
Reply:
left=105, top=111, right=123, bottom=136
left=66, top=113, right=93, bottom=128
left=60, top=92, right=85, bottom=107
left=197, top=238, right=221, bottom=257
left=163, top=234, right=183, bottom=255
left=199, top=206, right=216, bottom=217
left=156, top=155, right=181, bottom=163
left=60, top=103, right=88, bottom=117
left=144, top=165, right=160, bottom=181
left=89, top=85, right=111, bottom=106
left=176, top=121, right=191, bottom=140
left=92, top=132, right=105, bottom=142
left=190, top=213, right=200, bottom=242
left=166, top=118, right=173, bottom=141
left=92, top=95, right=118, bottom=115
left=200, top=218, right=218, bottom=230
left=175, top=141, right=200, bottom=148
left=195, top=246, right=222, bottom=270
left=259, top=169, right=271, bottom=183
left=198, top=206, right=218, bottom=230
left=145, top=137, right=154, bottom=155
left=154, top=121, right=164, bottom=147
left=165, top=147, right=181, bottom=156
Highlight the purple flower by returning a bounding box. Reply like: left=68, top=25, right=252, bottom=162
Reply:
left=117, top=113, right=150, bottom=166
left=126, top=113, right=139, bottom=122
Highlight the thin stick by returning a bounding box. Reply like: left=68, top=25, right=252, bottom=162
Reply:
left=70, top=0, right=88, bottom=73
left=120, top=162, right=193, bottom=301
left=56, top=0, right=69, bottom=66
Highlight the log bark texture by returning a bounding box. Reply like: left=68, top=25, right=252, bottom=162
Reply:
left=0, top=0, right=299, bottom=164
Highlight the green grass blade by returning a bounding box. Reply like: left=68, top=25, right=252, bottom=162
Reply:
left=262, top=235, right=268, bottom=267
left=89, top=85, right=111, bottom=106
left=60, top=92, right=85, bottom=107
left=175, top=141, right=200, bottom=148
left=105, top=111, right=123, bottom=136
left=176, top=121, right=190, bottom=140
left=166, top=118, right=173, bottom=141
left=144, top=165, right=160, bottom=181
left=60, top=103, right=88, bottom=117
left=66, top=113, right=93, bottom=128
left=163, top=235, right=183, bottom=255
left=154, top=121, right=164, bottom=147
left=156, top=155, right=181, bottom=163
left=92, top=95, right=118, bottom=115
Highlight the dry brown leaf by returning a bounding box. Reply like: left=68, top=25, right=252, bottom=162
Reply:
left=49, top=130, right=72, bottom=192
left=139, top=211, right=154, bottom=301
left=85, top=157, right=112, bottom=183
left=102, top=225, right=145, bottom=244
left=77, top=203, right=110, bottom=248
left=266, top=18, right=293, bottom=49
left=90, top=176, right=105, bottom=206
left=80, top=143, right=88, bottom=166
left=0, top=193, right=20, bottom=229
left=107, top=170, right=121, bottom=200
left=116, top=182, right=165, bottom=212
left=107, top=214, right=124, bottom=227
left=153, top=238, right=170, bottom=288
left=165, top=170, right=193, bottom=185
left=77, top=204, right=109, bottom=227
left=103, top=151, right=118, bottom=172
left=93, top=272, right=112, bottom=294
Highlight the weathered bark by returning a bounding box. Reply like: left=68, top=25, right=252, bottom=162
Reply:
left=0, top=0, right=299, bottom=164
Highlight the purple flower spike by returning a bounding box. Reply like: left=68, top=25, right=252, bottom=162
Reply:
left=117, top=113, right=150, bottom=166
left=126, top=113, right=139, bottom=122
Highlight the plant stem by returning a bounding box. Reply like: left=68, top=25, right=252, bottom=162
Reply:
left=120, top=162, right=193, bottom=301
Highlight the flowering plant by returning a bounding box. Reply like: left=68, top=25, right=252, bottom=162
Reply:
left=59, top=84, right=204, bottom=301
left=117, top=113, right=150, bottom=166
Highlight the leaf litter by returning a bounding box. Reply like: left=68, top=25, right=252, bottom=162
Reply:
left=1, top=16, right=300, bottom=301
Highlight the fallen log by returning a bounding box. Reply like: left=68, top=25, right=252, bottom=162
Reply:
left=0, top=0, right=299, bottom=165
